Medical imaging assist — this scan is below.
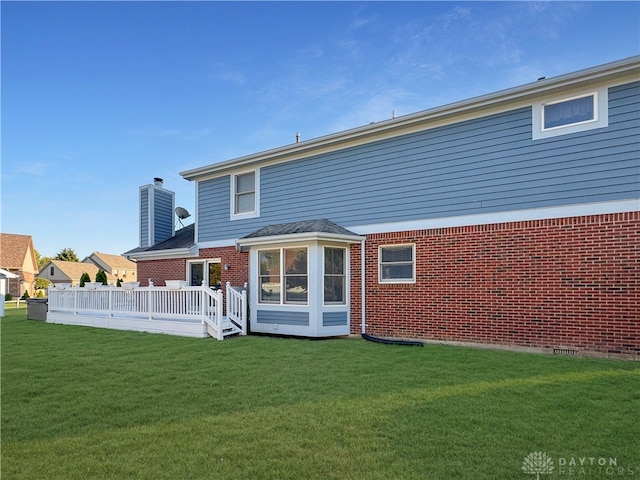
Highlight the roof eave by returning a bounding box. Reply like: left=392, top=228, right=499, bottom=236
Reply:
left=236, top=231, right=366, bottom=252
left=180, top=56, right=640, bottom=182
left=125, top=245, right=199, bottom=261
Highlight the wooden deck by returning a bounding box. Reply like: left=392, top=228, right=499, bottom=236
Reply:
left=46, top=283, right=247, bottom=339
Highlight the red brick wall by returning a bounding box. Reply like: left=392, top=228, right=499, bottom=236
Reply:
left=350, top=212, right=639, bottom=357
left=137, top=247, right=249, bottom=316
left=137, top=247, right=249, bottom=288
left=198, top=247, right=250, bottom=287
left=137, top=258, right=187, bottom=287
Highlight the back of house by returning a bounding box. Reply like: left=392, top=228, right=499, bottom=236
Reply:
left=128, top=56, right=639, bottom=358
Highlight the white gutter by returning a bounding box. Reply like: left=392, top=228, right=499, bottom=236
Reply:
left=236, top=231, right=366, bottom=252
left=0, top=268, right=19, bottom=278
left=125, top=245, right=199, bottom=261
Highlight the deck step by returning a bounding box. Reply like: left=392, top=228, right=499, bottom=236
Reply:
left=222, top=323, right=242, bottom=337
left=204, top=317, right=242, bottom=339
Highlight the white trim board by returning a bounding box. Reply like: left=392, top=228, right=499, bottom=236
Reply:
left=348, top=199, right=639, bottom=235
left=194, top=200, right=638, bottom=251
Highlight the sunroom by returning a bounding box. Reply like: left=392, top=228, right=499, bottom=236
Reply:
left=236, top=219, right=365, bottom=337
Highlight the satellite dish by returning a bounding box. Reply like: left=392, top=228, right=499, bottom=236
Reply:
left=175, top=207, right=190, bottom=220
left=175, top=207, right=191, bottom=227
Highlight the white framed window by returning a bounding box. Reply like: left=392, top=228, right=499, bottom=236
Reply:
left=258, top=247, right=308, bottom=305
left=187, top=259, right=222, bottom=289
left=231, top=169, right=260, bottom=220
left=379, top=244, right=415, bottom=284
left=532, top=88, right=608, bottom=140
left=324, top=247, right=346, bottom=305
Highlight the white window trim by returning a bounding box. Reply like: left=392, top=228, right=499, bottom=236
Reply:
left=257, top=246, right=309, bottom=306
left=230, top=169, right=260, bottom=221
left=532, top=87, right=608, bottom=140
left=378, top=243, right=416, bottom=284
left=186, top=258, right=221, bottom=287
left=323, top=246, right=347, bottom=306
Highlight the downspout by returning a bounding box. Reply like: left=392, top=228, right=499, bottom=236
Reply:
left=359, top=237, right=423, bottom=347
left=361, top=238, right=366, bottom=334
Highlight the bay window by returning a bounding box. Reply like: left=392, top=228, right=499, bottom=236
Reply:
left=324, top=247, right=346, bottom=304
left=259, top=247, right=308, bottom=304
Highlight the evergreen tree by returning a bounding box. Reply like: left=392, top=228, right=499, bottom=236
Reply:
left=54, top=248, right=79, bottom=262
left=79, top=272, right=91, bottom=287
left=95, top=269, right=108, bottom=285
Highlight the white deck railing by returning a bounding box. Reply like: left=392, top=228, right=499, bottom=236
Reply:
left=46, top=283, right=247, bottom=339
left=226, top=282, right=247, bottom=336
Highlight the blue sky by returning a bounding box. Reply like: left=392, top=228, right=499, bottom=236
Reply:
left=2, top=1, right=639, bottom=261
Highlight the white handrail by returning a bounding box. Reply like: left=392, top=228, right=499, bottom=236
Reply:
left=226, top=282, right=247, bottom=336
left=48, top=285, right=225, bottom=337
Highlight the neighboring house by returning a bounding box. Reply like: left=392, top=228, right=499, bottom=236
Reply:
left=0, top=233, right=38, bottom=298
left=81, top=252, right=137, bottom=282
left=127, top=57, right=640, bottom=357
left=38, top=260, right=117, bottom=287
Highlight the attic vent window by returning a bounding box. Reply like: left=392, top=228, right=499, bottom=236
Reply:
left=532, top=87, right=608, bottom=140
left=544, top=94, right=595, bottom=129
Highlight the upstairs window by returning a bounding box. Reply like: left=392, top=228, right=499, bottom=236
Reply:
left=533, top=88, right=608, bottom=140
left=231, top=169, right=259, bottom=220
left=379, top=244, right=415, bottom=284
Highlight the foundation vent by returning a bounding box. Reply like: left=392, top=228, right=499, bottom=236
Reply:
left=553, top=348, right=579, bottom=356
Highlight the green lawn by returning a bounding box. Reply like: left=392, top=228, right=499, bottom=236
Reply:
left=2, top=308, right=639, bottom=479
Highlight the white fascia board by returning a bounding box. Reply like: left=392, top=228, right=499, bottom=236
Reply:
left=0, top=268, right=19, bottom=278
left=236, top=232, right=366, bottom=252
left=196, top=239, right=236, bottom=250
left=126, top=246, right=199, bottom=261
left=180, top=56, right=640, bottom=182
left=348, top=199, right=640, bottom=235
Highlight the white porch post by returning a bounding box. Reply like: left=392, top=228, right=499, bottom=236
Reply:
left=216, top=289, right=224, bottom=340
left=240, top=288, right=247, bottom=335
left=148, top=279, right=154, bottom=320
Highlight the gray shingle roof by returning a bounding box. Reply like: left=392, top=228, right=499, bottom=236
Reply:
left=242, top=219, right=358, bottom=239
left=124, top=224, right=195, bottom=255
left=148, top=224, right=195, bottom=251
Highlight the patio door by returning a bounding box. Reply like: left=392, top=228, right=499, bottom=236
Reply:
left=189, top=260, right=222, bottom=289
left=208, top=262, right=222, bottom=290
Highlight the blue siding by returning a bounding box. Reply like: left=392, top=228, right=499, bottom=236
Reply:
left=323, top=311, right=348, bottom=327
left=140, top=189, right=149, bottom=247
left=197, top=176, right=230, bottom=242
left=197, top=81, right=639, bottom=242
left=257, top=310, right=310, bottom=326
left=153, top=190, right=174, bottom=244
